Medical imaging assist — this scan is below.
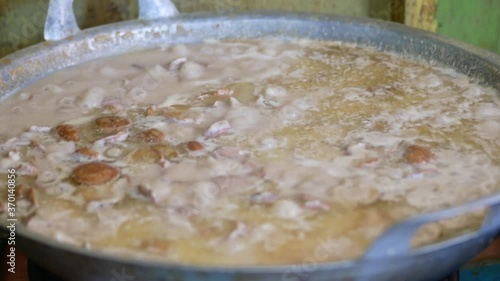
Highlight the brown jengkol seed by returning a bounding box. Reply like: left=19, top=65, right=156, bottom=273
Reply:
left=94, top=116, right=130, bottom=131
left=145, top=106, right=156, bottom=116
left=75, top=147, right=99, bottom=159
left=56, top=124, right=79, bottom=142
left=186, top=141, right=204, bottom=151
left=128, top=147, right=163, bottom=164
left=138, top=129, right=165, bottom=143
left=71, top=162, right=120, bottom=185
left=152, top=144, right=179, bottom=160
left=405, top=145, right=433, bottom=165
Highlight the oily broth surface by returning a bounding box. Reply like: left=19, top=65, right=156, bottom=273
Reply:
left=0, top=39, right=499, bottom=265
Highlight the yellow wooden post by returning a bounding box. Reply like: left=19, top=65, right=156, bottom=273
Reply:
left=405, top=0, right=438, bottom=32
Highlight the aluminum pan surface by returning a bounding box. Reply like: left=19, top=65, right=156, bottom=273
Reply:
left=0, top=12, right=499, bottom=281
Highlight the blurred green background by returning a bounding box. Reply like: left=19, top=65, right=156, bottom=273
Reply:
left=0, top=0, right=498, bottom=57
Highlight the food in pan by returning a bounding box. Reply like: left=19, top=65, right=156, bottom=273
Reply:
left=0, top=39, right=499, bottom=265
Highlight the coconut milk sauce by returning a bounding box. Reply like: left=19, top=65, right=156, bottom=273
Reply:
left=0, top=39, right=499, bottom=265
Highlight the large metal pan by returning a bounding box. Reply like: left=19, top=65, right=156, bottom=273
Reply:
left=1, top=1, right=499, bottom=280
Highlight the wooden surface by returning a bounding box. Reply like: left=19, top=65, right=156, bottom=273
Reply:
left=405, top=0, right=438, bottom=32
left=1, top=238, right=499, bottom=281
left=472, top=238, right=500, bottom=263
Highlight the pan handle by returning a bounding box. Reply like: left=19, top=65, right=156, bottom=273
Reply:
left=138, top=0, right=179, bottom=20
left=44, top=0, right=179, bottom=41
left=363, top=192, right=500, bottom=259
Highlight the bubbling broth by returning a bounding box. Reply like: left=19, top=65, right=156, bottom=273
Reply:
left=0, top=39, right=499, bottom=265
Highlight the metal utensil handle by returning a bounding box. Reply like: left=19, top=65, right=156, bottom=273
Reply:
left=363, top=193, right=500, bottom=259
left=44, top=0, right=179, bottom=41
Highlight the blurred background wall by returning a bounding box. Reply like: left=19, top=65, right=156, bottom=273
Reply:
left=406, top=0, right=499, bottom=54
left=0, top=0, right=498, bottom=57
